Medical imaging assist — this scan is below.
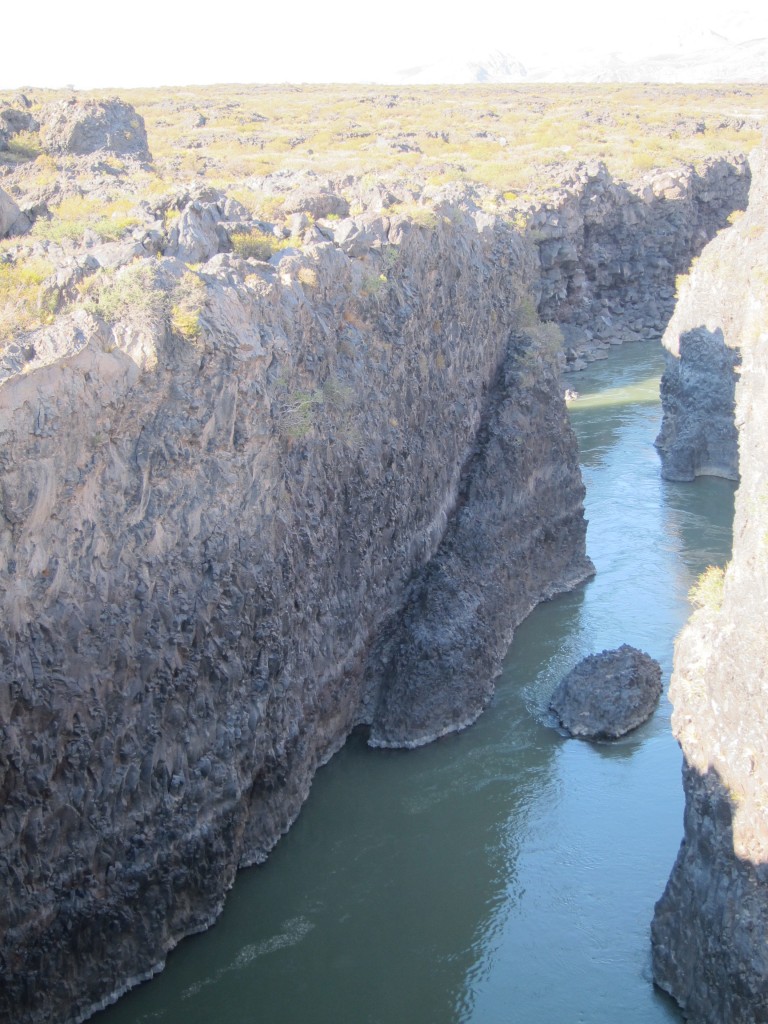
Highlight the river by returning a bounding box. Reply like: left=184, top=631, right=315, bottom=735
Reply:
left=94, top=340, right=735, bottom=1024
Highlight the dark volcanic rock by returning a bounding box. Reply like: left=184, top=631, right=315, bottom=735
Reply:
left=656, top=326, right=740, bottom=481
left=550, top=644, right=662, bottom=740
left=0, top=202, right=592, bottom=1024
left=39, top=97, right=151, bottom=159
left=652, top=143, right=768, bottom=1024
left=0, top=148, right=749, bottom=1023
left=529, top=157, right=750, bottom=366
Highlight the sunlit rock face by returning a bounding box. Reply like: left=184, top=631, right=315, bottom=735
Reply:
left=652, top=145, right=768, bottom=1022
left=653, top=180, right=755, bottom=482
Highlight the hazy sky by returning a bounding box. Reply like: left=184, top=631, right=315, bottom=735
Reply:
left=3, top=0, right=767, bottom=89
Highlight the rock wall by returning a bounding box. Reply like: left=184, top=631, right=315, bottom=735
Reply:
left=653, top=184, right=751, bottom=481
left=0, top=201, right=592, bottom=1024
left=655, top=324, right=740, bottom=481
left=526, top=157, right=750, bottom=369
left=652, top=145, right=768, bottom=1021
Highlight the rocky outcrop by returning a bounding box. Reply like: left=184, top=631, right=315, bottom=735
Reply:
left=653, top=195, right=751, bottom=480
left=0, top=199, right=592, bottom=1024
left=549, top=645, right=662, bottom=740
left=652, top=145, right=768, bottom=1022
left=163, top=191, right=251, bottom=264
left=525, top=158, right=750, bottom=369
left=38, top=98, right=151, bottom=160
left=655, top=325, right=740, bottom=481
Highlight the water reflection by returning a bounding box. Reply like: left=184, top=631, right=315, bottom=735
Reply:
left=95, top=341, right=733, bottom=1024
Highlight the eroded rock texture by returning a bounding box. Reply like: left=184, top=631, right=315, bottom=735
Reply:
left=0, top=202, right=592, bottom=1024
left=526, top=158, right=750, bottom=369
left=652, top=145, right=768, bottom=1022
left=0, top=186, right=22, bottom=238
left=549, top=644, right=662, bottom=740
left=653, top=190, right=753, bottom=480
left=656, top=325, right=740, bottom=481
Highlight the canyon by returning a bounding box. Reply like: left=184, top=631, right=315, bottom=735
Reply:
left=0, top=95, right=760, bottom=1023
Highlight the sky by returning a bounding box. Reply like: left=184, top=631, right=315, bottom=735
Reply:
left=3, top=0, right=767, bottom=89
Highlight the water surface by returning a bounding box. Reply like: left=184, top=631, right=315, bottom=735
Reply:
left=96, top=341, right=735, bottom=1024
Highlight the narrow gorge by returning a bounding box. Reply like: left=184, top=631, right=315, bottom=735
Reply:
left=0, top=95, right=757, bottom=1023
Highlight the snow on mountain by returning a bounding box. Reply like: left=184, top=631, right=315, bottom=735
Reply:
left=391, top=10, right=768, bottom=83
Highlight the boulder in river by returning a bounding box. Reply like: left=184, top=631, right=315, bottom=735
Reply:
left=550, top=644, right=662, bottom=739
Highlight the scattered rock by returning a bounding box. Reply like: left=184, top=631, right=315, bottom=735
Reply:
left=39, top=98, right=151, bottom=160
left=550, top=644, right=662, bottom=739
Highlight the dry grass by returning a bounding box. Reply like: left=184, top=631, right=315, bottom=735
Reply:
left=3, top=82, right=765, bottom=198
left=0, top=82, right=766, bottom=349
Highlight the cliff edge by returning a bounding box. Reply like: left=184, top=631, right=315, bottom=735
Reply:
left=652, top=144, right=768, bottom=1021
left=0, top=189, right=593, bottom=1024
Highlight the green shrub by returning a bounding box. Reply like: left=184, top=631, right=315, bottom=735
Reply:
left=278, top=374, right=354, bottom=440
left=32, top=195, right=142, bottom=243
left=0, top=256, right=56, bottom=343
left=7, top=130, right=42, bottom=160
left=230, top=227, right=290, bottom=261
left=86, top=261, right=166, bottom=330
left=170, top=270, right=206, bottom=340
left=689, top=565, right=725, bottom=611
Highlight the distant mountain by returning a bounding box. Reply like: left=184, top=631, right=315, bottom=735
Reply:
left=390, top=12, right=768, bottom=83
left=529, top=37, right=768, bottom=84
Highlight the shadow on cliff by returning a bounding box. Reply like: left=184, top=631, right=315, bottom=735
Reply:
left=656, top=326, right=741, bottom=483
left=652, top=762, right=768, bottom=1022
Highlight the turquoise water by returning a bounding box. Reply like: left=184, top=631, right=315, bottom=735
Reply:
left=95, top=341, right=735, bottom=1024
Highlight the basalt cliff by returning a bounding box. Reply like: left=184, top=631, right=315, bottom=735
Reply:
left=0, top=98, right=751, bottom=1023
left=652, top=145, right=768, bottom=1021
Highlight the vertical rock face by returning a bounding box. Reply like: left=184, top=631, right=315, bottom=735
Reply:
left=652, top=145, right=768, bottom=1022
left=656, top=325, right=740, bottom=481
left=0, top=204, right=592, bottom=1024
left=653, top=190, right=752, bottom=481
left=368, top=335, right=591, bottom=748
left=526, top=158, right=750, bottom=366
